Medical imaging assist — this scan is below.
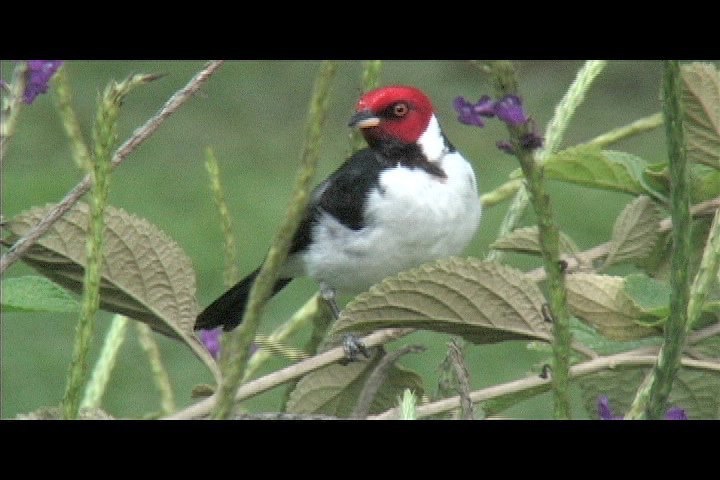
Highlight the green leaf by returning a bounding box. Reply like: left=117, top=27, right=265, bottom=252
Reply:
left=569, top=317, right=662, bottom=356
left=332, top=258, right=552, bottom=345
left=579, top=366, right=720, bottom=419
left=690, top=164, right=720, bottom=203
left=1, top=276, right=79, bottom=313
left=490, top=226, right=578, bottom=256
left=2, top=202, right=220, bottom=381
left=604, top=196, right=664, bottom=268
left=565, top=273, right=659, bottom=340
left=285, top=348, right=424, bottom=417
left=681, top=62, right=720, bottom=169
left=541, top=145, right=647, bottom=195
left=623, top=273, right=671, bottom=321
left=641, top=163, right=671, bottom=201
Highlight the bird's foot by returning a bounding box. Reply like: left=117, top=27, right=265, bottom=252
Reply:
left=340, top=333, right=370, bottom=364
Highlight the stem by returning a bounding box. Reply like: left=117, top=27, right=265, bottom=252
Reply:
left=584, top=112, right=664, bottom=149
left=490, top=61, right=573, bottom=419
left=638, top=61, right=692, bottom=419
left=479, top=178, right=523, bottom=209
left=204, top=146, right=239, bottom=288
left=210, top=61, right=337, bottom=419
left=53, top=67, right=91, bottom=169
left=242, top=294, right=321, bottom=382
left=62, top=80, right=117, bottom=419
left=136, top=323, right=175, bottom=415
left=486, top=60, right=607, bottom=262
left=81, top=314, right=128, bottom=409
left=0, top=61, right=224, bottom=275
left=0, top=62, right=27, bottom=166
left=537, top=60, right=608, bottom=162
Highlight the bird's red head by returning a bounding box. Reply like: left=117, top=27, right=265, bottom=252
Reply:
left=350, top=85, right=435, bottom=145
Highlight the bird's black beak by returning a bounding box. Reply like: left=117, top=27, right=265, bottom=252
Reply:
left=348, top=110, right=381, bottom=129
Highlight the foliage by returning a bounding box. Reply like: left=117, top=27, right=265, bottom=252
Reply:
left=2, top=60, right=719, bottom=420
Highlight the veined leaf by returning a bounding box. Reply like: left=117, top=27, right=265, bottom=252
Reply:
left=332, top=258, right=552, bottom=344
left=623, top=273, right=671, bottom=321
left=681, top=62, right=720, bottom=169
left=541, top=145, right=647, bottom=195
left=565, top=273, right=659, bottom=340
left=1, top=275, right=79, bottom=313
left=491, top=226, right=578, bottom=256
left=569, top=317, right=662, bottom=356
left=604, top=196, right=664, bottom=268
left=285, top=348, right=424, bottom=417
left=2, top=202, right=219, bottom=380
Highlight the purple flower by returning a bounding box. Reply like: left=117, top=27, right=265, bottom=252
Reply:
left=664, top=407, right=688, bottom=420
left=200, top=327, right=223, bottom=360
left=597, top=395, right=687, bottom=420
left=23, top=60, right=63, bottom=104
left=453, top=95, right=495, bottom=127
left=597, top=395, right=624, bottom=420
left=199, top=327, right=261, bottom=361
left=493, top=94, right=529, bottom=126
left=496, top=140, right=516, bottom=155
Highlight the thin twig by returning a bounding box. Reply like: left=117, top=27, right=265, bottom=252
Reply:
left=369, top=350, right=720, bottom=420
left=447, top=339, right=474, bottom=419
left=231, top=413, right=341, bottom=420
left=164, top=327, right=414, bottom=420
left=0, top=60, right=224, bottom=275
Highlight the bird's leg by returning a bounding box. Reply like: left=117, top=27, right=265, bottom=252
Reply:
left=319, top=282, right=341, bottom=320
left=319, top=282, right=369, bottom=363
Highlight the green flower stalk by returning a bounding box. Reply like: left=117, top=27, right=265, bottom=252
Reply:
left=399, top=389, right=417, bottom=420
left=458, top=61, right=574, bottom=418
left=53, top=67, right=91, bottom=169
left=61, top=73, right=157, bottom=419
left=486, top=60, right=607, bottom=262
left=211, top=61, right=337, bottom=419
left=205, top=147, right=240, bottom=289
left=629, top=61, right=692, bottom=419
left=81, top=314, right=128, bottom=409
left=242, top=294, right=321, bottom=382
left=136, top=323, right=176, bottom=415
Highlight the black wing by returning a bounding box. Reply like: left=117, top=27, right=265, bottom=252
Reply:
left=289, top=148, right=392, bottom=254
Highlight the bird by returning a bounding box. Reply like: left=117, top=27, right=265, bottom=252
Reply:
left=195, top=85, right=482, bottom=332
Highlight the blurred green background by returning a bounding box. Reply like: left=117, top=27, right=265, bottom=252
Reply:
left=1, top=60, right=682, bottom=419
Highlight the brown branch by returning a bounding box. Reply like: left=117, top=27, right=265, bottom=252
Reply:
left=164, top=328, right=414, bottom=420
left=369, top=348, right=720, bottom=420
left=447, top=339, right=474, bottom=419
left=0, top=60, right=225, bottom=275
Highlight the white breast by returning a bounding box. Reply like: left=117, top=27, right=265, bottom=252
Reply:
left=298, top=148, right=481, bottom=293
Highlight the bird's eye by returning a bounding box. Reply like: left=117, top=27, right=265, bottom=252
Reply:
left=393, top=102, right=409, bottom=117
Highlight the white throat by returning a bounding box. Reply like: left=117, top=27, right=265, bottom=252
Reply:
left=417, top=115, right=449, bottom=163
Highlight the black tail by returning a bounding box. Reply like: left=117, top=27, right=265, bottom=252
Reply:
left=194, top=268, right=292, bottom=332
